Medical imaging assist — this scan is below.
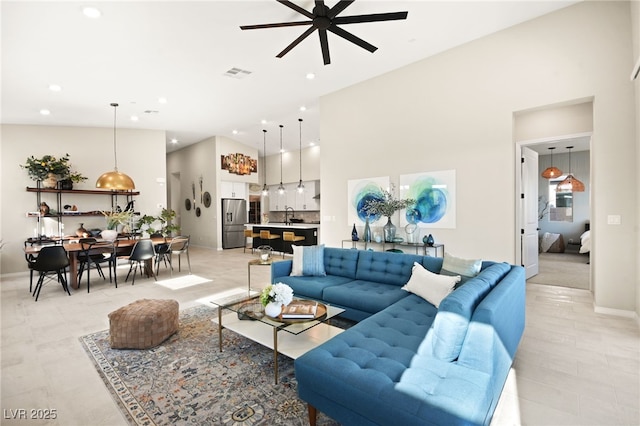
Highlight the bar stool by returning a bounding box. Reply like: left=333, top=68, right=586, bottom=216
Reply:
left=282, top=231, right=305, bottom=257
left=244, top=229, right=260, bottom=253
left=259, top=230, right=281, bottom=254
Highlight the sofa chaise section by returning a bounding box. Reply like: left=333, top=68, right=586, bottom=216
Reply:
left=294, top=260, right=525, bottom=425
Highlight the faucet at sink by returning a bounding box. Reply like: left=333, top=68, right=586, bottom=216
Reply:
left=285, top=207, right=295, bottom=225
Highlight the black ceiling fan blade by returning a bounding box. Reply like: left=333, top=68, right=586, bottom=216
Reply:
left=328, top=0, right=354, bottom=19
left=278, top=0, right=315, bottom=19
left=328, top=25, right=377, bottom=53
left=313, top=1, right=327, bottom=17
left=334, top=11, right=408, bottom=25
left=240, top=20, right=312, bottom=30
left=276, top=26, right=317, bottom=58
left=318, top=28, right=331, bottom=65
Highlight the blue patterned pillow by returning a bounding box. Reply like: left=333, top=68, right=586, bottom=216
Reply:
left=291, top=245, right=326, bottom=277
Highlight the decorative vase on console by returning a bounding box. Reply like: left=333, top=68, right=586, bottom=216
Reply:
left=363, top=217, right=372, bottom=243
left=351, top=224, right=359, bottom=241
left=383, top=217, right=396, bottom=242
left=423, top=234, right=435, bottom=246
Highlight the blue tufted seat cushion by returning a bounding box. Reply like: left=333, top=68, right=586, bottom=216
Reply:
left=276, top=274, right=353, bottom=300
left=323, top=280, right=411, bottom=316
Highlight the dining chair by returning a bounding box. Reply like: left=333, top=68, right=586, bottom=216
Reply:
left=78, top=240, right=119, bottom=292
left=282, top=231, right=305, bottom=258
left=24, top=239, right=57, bottom=294
left=156, top=236, right=191, bottom=277
left=125, top=239, right=157, bottom=285
left=244, top=229, right=260, bottom=254
left=31, top=245, right=71, bottom=301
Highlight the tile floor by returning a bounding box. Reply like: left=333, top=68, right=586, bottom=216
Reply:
left=1, top=247, right=638, bottom=425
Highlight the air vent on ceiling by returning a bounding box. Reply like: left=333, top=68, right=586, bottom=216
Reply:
left=224, top=67, right=252, bottom=79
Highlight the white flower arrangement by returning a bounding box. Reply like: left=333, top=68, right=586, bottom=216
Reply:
left=260, top=283, right=294, bottom=307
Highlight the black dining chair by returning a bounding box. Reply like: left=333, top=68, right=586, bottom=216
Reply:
left=156, top=235, right=191, bottom=277
left=78, top=239, right=119, bottom=292
left=125, top=239, right=157, bottom=285
left=24, top=239, right=57, bottom=294
left=31, top=245, right=71, bottom=301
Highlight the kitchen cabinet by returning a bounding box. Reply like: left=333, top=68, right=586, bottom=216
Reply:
left=220, top=181, right=247, bottom=199
left=268, top=180, right=319, bottom=211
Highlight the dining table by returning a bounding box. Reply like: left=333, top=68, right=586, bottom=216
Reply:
left=25, top=237, right=169, bottom=290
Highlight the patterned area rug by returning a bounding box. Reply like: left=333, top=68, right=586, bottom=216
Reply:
left=80, top=304, right=347, bottom=425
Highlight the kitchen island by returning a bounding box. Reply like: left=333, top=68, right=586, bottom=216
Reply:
left=249, top=223, right=318, bottom=254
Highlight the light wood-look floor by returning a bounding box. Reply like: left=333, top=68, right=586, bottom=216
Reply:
left=1, top=247, right=638, bottom=425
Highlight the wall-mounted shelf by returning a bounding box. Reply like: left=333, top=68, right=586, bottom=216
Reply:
left=26, top=186, right=140, bottom=237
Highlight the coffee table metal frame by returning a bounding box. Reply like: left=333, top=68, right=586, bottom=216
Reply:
left=210, top=294, right=344, bottom=384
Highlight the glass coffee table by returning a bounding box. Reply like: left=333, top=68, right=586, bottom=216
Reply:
left=210, top=294, right=345, bottom=384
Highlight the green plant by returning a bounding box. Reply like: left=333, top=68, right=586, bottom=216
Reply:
left=362, top=184, right=415, bottom=218
left=136, top=209, right=180, bottom=236
left=67, top=171, right=88, bottom=183
left=21, top=153, right=88, bottom=183
left=102, top=210, right=134, bottom=230
left=21, top=154, right=71, bottom=181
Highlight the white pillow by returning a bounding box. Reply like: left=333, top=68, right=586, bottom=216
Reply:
left=402, top=262, right=460, bottom=308
left=290, top=245, right=304, bottom=276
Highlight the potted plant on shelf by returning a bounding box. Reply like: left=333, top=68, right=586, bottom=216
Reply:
left=21, top=153, right=87, bottom=189
left=362, top=184, right=415, bottom=243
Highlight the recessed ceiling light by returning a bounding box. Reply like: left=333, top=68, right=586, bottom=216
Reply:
left=306, top=73, right=315, bottom=80
left=261, top=119, right=267, bottom=125
left=299, top=106, right=306, bottom=112
left=48, top=84, right=62, bottom=92
left=170, top=138, right=178, bottom=144
left=130, top=115, right=139, bottom=122
left=82, top=7, right=101, bottom=18
left=309, top=142, right=316, bottom=146
left=157, top=97, right=167, bottom=104
left=39, top=109, right=51, bottom=116
left=232, top=130, right=238, bottom=135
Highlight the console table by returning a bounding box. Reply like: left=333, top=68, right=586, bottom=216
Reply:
left=341, top=240, right=444, bottom=257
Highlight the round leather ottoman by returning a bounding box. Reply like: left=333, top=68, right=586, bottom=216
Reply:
left=108, top=299, right=179, bottom=349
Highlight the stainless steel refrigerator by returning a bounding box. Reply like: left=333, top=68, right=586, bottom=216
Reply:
left=221, top=198, right=247, bottom=249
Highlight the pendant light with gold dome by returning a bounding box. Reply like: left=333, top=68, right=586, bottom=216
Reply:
left=96, top=103, right=135, bottom=190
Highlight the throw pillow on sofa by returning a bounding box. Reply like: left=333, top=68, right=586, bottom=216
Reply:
left=441, top=252, right=482, bottom=287
left=291, top=245, right=327, bottom=277
left=402, top=262, right=460, bottom=308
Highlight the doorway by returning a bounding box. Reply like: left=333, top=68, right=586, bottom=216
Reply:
left=516, top=134, right=591, bottom=290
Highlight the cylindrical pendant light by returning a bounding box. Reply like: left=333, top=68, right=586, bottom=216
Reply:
left=277, top=124, right=285, bottom=195
left=96, top=103, right=135, bottom=190
left=556, top=146, right=585, bottom=192
left=541, top=147, right=562, bottom=179
left=261, top=129, right=269, bottom=196
left=297, top=118, right=305, bottom=193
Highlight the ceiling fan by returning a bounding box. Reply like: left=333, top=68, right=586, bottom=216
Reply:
left=240, top=0, right=408, bottom=65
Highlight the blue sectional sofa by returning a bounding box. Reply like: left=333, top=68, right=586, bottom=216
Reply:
left=271, top=247, right=525, bottom=426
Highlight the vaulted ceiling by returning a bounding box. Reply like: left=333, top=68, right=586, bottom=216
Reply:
left=2, top=1, right=579, bottom=155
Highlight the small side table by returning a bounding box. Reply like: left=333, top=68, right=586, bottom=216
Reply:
left=247, top=258, right=273, bottom=293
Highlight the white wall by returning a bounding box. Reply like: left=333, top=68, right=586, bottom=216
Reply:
left=319, top=2, right=637, bottom=314
left=632, top=0, right=640, bottom=320
left=166, top=135, right=260, bottom=249
left=0, top=124, right=167, bottom=274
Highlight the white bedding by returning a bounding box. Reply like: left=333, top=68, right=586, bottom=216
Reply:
left=580, top=230, right=591, bottom=254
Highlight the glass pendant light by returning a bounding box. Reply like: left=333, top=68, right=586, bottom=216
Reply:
left=277, top=124, right=286, bottom=195
left=541, top=147, right=562, bottom=179
left=297, top=118, right=305, bottom=193
left=261, top=129, right=269, bottom=196
left=556, top=146, right=585, bottom=192
left=96, top=103, right=136, bottom=190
